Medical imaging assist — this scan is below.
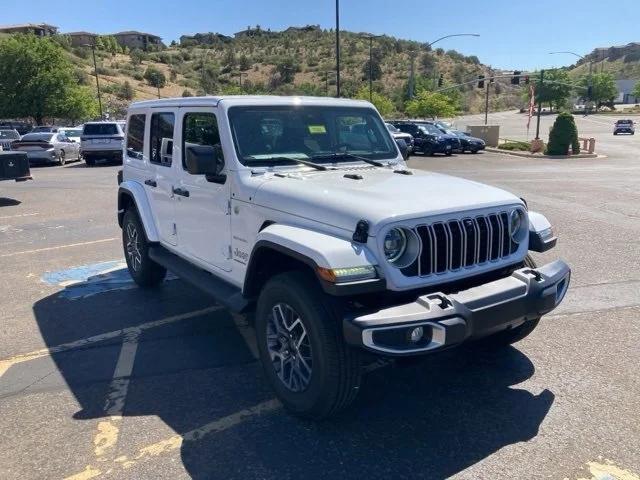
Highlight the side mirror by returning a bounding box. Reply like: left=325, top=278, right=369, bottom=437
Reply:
left=395, top=138, right=409, bottom=160
left=185, top=144, right=226, bottom=183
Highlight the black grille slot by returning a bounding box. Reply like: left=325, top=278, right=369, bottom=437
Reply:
left=432, top=223, right=448, bottom=273
left=500, top=213, right=510, bottom=257
left=488, top=214, right=502, bottom=260
left=476, top=217, right=489, bottom=263
left=417, top=226, right=433, bottom=275
left=462, top=219, right=476, bottom=266
left=448, top=221, right=463, bottom=270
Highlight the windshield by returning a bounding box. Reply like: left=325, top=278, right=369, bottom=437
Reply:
left=0, top=130, right=19, bottom=140
left=419, top=124, right=443, bottom=135
left=228, top=106, right=397, bottom=166
left=60, top=128, right=82, bottom=137
left=32, top=126, right=53, bottom=133
left=617, top=120, right=633, bottom=124
left=21, top=133, right=54, bottom=142
left=83, top=123, right=118, bottom=135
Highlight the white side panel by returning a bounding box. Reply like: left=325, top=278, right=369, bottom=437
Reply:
left=119, top=180, right=160, bottom=242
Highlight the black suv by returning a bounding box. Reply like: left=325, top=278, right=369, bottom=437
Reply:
left=391, top=121, right=454, bottom=156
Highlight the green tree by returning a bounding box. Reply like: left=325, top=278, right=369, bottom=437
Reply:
left=144, top=66, right=166, bottom=89
left=354, top=87, right=394, bottom=117
left=60, top=87, right=99, bottom=123
left=580, top=72, right=617, bottom=109
left=239, top=54, right=251, bottom=71
left=632, top=81, right=640, bottom=101
left=182, top=89, right=193, bottom=97
left=362, top=58, right=382, bottom=81
left=275, top=57, right=300, bottom=83
left=527, top=69, right=574, bottom=111
left=405, top=90, right=457, bottom=118
left=546, top=112, right=580, bottom=155
left=0, top=35, right=97, bottom=124
left=117, top=81, right=134, bottom=100
left=130, top=48, right=144, bottom=65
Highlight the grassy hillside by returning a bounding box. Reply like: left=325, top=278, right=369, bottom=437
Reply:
left=568, top=43, right=640, bottom=80
left=58, top=26, right=522, bottom=118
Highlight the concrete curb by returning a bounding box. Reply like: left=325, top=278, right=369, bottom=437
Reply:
left=485, top=147, right=602, bottom=159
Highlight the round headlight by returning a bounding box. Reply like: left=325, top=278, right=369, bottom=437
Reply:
left=509, top=209, right=527, bottom=243
left=384, top=228, right=407, bottom=263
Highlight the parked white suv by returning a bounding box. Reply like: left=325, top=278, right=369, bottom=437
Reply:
left=81, top=121, right=125, bottom=166
left=117, top=96, right=570, bottom=419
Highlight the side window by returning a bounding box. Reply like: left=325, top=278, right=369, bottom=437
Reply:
left=182, top=112, right=222, bottom=171
left=126, top=114, right=145, bottom=160
left=149, top=112, right=175, bottom=166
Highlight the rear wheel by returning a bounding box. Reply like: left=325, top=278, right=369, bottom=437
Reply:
left=256, top=271, right=362, bottom=419
left=122, top=209, right=166, bottom=287
left=85, top=155, right=95, bottom=167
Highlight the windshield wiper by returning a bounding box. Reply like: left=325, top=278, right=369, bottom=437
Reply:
left=246, top=156, right=329, bottom=171
left=312, top=152, right=387, bottom=167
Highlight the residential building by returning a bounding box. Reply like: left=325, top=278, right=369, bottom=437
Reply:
left=113, top=31, right=163, bottom=50
left=0, top=23, right=58, bottom=37
left=615, top=80, right=639, bottom=104
left=65, top=31, right=97, bottom=47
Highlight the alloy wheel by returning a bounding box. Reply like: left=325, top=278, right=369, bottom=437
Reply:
left=266, top=303, right=313, bottom=392
left=125, top=223, right=142, bottom=272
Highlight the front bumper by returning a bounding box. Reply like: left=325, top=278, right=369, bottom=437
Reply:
left=344, top=260, right=571, bottom=356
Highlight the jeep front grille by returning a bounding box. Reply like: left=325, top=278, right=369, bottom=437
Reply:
left=402, top=213, right=517, bottom=277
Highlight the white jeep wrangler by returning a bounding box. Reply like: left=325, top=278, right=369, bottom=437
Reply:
left=117, top=96, right=570, bottom=419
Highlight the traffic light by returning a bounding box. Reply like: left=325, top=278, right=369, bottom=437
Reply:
left=477, top=75, right=485, bottom=89
left=524, top=76, right=530, bottom=85
left=438, top=74, right=444, bottom=87
left=511, top=71, right=521, bottom=85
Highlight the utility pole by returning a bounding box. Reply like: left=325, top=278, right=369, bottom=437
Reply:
left=237, top=72, right=248, bottom=90
left=363, top=34, right=383, bottom=102
left=157, top=86, right=161, bottom=99
left=535, top=69, right=544, bottom=140
left=408, top=51, right=416, bottom=99
left=85, top=44, right=103, bottom=119
left=335, top=0, right=341, bottom=97
left=484, top=80, right=490, bottom=125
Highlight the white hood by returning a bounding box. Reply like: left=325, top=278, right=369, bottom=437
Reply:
left=251, top=167, right=522, bottom=235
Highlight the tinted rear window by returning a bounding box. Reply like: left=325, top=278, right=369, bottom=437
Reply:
left=21, top=133, right=54, bottom=142
left=0, top=130, right=20, bottom=139
left=84, top=124, right=119, bottom=135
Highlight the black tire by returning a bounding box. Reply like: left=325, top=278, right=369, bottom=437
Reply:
left=423, top=144, right=434, bottom=156
left=481, top=255, right=540, bottom=347
left=58, top=150, right=66, bottom=166
left=471, top=148, right=479, bottom=154
left=122, top=209, right=166, bottom=287
left=85, top=156, right=95, bottom=167
left=256, top=271, right=362, bottom=419
left=445, top=150, right=452, bottom=156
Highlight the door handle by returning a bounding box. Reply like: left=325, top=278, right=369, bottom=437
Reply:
left=144, top=179, right=157, bottom=187
left=172, top=187, right=190, bottom=198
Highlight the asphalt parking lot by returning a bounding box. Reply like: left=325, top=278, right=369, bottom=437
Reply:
left=1, top=111, right=639, bottom=480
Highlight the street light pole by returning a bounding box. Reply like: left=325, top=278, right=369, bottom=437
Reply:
left=335, top=0, right=341, bottom=97
left=408, top=33, right=479, bottom=101
left=85, top=44, right=103, bottom=119
left=362, top=34, right=383, bottom=102
left=484, top=80, right=490, bottom=125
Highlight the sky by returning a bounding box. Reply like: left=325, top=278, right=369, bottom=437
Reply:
left=1, top=0, right=638, bottom=70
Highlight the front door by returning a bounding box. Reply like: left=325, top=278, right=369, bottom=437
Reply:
left=173, top=108, right=231, bottom=271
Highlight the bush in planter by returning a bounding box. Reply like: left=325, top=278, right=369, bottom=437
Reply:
left=546, top=112, right=580, bottom=155
left=498, top=141, right=531, bottom=151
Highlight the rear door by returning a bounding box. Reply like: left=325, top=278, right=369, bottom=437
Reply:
left=146, top=111, right=178, bottom=246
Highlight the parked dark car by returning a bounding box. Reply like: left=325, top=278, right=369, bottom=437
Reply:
left=613, top=119, right=635, bottom=135
left=385, top=123, right=414, bottom=157
left=391, top=121, right=453, bottom=156
left=416, top=121, right=463, bottom=153
left=446, top=129, right=486, bottom=153
left=30, top=126, right=60, bottom=133
left=0, top=129, right=21, bottom=151
left=0, top=151, right=32, bottom=182
left=0, top=121, right=32, bottom=135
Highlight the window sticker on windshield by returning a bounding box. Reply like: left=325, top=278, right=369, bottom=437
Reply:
left=308, top=125, right=327, bottom=134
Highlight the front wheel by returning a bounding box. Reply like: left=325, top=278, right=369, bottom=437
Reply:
left=445, top=150, right=452, bottom=156
left=122, top=209, right=166, bottom=287
left=256, top=271, right=362, bottom=419
left=58, top=150, right=66, bottom=166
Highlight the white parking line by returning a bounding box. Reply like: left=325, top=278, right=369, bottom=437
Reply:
left=0, top=238, right=118, bottom=258
left=0, top=306, right=222, bottom=379
left=0, top=212, right=39, bottom=220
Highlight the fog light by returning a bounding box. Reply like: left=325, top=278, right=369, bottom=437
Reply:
left=409, top=326, right=424, bottom=343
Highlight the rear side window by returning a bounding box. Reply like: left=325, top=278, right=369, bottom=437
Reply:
left=149, top=113, right=175, bottom=167
left=182, top=112, right=221, bottom=170
left=126, top=114, right=145, bottom=160
left=84, top=123, right=118, bottom=135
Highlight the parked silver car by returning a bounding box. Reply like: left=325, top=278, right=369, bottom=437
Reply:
left=11, top=132, right=81, bottom=165
left=0, top=129, right=21, bottom=151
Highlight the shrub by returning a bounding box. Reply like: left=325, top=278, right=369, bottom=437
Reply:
left=498, top=141, right=531, bottom=151
left=546, top=112, right=580, bottom=155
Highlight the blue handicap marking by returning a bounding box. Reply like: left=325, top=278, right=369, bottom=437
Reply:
left=41, top=260, right=175, bottom=300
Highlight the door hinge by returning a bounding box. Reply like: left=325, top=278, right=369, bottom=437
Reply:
left=228, top=245, right=232, bottom=259
left=172, top=223, right=177, bottom=236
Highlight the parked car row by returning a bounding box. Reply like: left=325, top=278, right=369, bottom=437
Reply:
left=387, top=120, right=486, bottom=156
